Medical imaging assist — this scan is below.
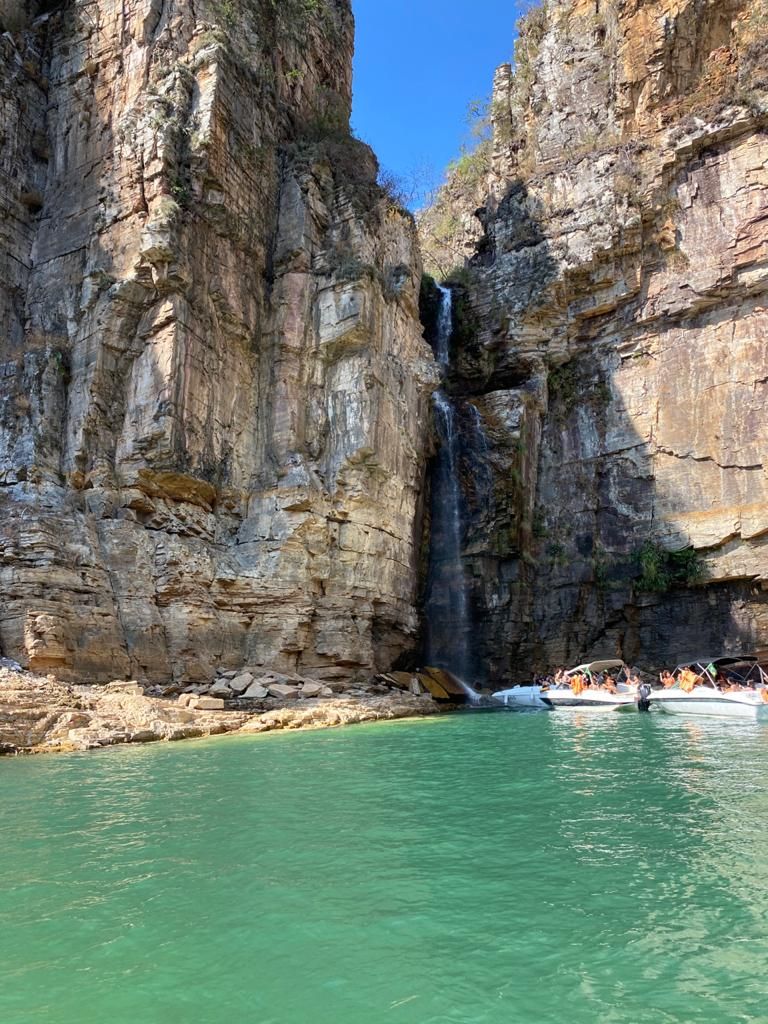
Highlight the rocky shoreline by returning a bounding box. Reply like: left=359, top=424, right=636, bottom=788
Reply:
left=0, top=669, right=448, bottom=757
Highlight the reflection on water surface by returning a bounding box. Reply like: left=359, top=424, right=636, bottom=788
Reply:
left=1, top=713, right=767, bottom=1024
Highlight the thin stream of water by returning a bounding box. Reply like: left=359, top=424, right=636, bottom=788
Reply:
left=425, top=286, right=476, bottom=693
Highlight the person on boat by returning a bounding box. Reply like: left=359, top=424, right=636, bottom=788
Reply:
left=760, top=688, right=768, bottom=704
left=554, top=668, right=566, bottom=685
left=571, top=673, right=586, bottom=695
left=679, top=668, right=699, bottom=693
left=637, top=679, right=652, bottom=712
left=603, top=675, right=617, bottom=694
left=660, top=670, right=675, bottom=688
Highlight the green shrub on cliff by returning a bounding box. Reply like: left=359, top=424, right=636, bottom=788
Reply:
left=448, top=142, right=491, bottom=190
left=212, top=0, right=329, bottom=36
left=635, top=542, right=704, bottom=593
left=416, top=96, right=492, bottom=279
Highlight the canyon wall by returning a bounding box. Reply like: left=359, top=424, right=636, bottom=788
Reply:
left=422, top=0, right=768, bottom=681
left=0, top=0, right=435, bottom=683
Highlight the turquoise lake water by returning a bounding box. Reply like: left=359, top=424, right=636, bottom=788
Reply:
left=2, top=711, right=768, bottom=1023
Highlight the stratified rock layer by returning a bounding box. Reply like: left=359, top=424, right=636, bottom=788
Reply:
left=421, top=0, right=768, bottom=680
left=0, top=1, right=435, bottom=683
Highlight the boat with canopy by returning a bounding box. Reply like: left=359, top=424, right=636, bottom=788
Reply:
left=649, top=655, right=768, bottom=719
left=541, top=660, right=638, bottom=711
left=492, top=659, right=639, bottom=711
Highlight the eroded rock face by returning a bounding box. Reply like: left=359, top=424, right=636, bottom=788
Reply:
left=420, top=0, right=768, bottom=681
left=0, top=0, right=435, bottom=683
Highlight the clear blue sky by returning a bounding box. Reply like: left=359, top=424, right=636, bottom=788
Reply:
left=351, top=0, right=526, bottom=206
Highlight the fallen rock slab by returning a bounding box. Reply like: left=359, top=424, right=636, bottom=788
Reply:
left=300, top=681, right=324, bottom=698
left=422, top=667, right=471, bottom=700
left=106, top=680, right=144, bottom=696
left=208, top=680, right=233, bottom=698
left=0, top=669, right=440, bottom=756
left=229, top=673, right=254, bottom=693
left=267, top=683, right=301, bottom=700
left=243, top=682, right=269, bottom=699
left=189, top=696, right=226, bottom=711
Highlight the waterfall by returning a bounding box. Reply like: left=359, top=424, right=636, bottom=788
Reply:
left=425, top=286, right=481, bottom=702
left=434, top=283, right=453, bottom=368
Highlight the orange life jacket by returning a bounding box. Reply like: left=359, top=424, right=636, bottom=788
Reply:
left=679, top=669, right=698, bottom=693
left=571, top=674, right=586, bottom=695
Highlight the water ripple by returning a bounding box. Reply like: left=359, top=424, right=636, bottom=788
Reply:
left=2, top=714, right=768, bottom=1023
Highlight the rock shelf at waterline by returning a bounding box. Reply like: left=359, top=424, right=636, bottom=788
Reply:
left=0, top=670, right=442, bottom=757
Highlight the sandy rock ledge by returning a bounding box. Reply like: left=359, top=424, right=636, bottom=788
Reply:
left=0, top=670, right=441, bottom=756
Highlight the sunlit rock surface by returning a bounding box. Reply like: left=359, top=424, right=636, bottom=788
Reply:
left=0, top=667, right=439, bottom=754
left=0, top=0, right=435, bottom=683
left=419, top=0, right=768, bottom=681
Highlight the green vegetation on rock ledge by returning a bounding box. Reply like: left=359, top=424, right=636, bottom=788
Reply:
left=547, top=361, right=611, bottom=420
left=416, top=97, right=493, bottom=279
left=212, top=0, right=328, bottom=33
left=635, top=542, right=705, bottom=594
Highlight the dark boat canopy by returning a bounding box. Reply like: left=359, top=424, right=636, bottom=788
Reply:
left=674, top=656, right=767, bottom=686
left=676, top=655, right=759, bottom=670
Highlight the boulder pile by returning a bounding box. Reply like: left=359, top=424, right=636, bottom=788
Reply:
left=0, top=664, right=441, bottom=756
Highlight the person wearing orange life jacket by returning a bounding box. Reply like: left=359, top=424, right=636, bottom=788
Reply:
left=571, top=674, right=586, bottom=696
left=679, top=668, right=699, bottom=693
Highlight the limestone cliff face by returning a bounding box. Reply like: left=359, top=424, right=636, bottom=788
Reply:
left=0, top=0, right=436, bottom=683
left=421, top=0, right=768, bottom=680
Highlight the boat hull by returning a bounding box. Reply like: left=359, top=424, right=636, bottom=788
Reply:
left=491, top=686, right=550, bottom=710
left=650, top=688, right=768, bottom=720
left=541, top=689, right=637, bottom=712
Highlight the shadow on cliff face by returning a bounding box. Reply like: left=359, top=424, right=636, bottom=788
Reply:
left=433, top=171, right=767, bottom=685
left=419, top=179, right=558, bottom=683
left=449, top=179, right=559, bottom=397
left=518, top=349, right=765, bottom=681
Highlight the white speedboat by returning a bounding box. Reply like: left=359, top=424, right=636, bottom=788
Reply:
left=491, top=685, right=551, bottom=710
left=650, top=656, right=768, bottom=720
left=541, top=660, right=638, bottom=712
